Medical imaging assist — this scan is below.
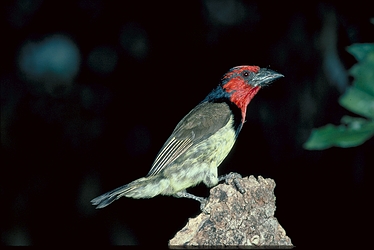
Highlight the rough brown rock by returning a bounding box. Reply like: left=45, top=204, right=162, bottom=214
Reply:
left=169, top=175, right=293, bottom=247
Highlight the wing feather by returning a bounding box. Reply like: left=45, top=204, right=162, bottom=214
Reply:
left=146, top=102, right=231, bottom=177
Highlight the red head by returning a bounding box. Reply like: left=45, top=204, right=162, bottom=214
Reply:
left=221, top=65, right=283, bottom=123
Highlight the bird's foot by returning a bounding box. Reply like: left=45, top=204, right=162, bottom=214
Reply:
left=218, top=172, right=246, bottom=194
left=173, top=191, right=208, bottom=212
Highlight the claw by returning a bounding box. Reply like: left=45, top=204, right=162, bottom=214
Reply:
left=199, top=198, right=209, bottom=213
left=233, top=178, right=246, bottom=194
left=173, top=190, right=208, bottom=211
left=218, top=172, right=245, bottom=194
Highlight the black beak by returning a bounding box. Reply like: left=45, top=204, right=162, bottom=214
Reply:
left=253, top=68, right=284, bottom=87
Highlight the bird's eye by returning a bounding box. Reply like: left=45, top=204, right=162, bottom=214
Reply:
left=241, top=71, right=251, bottom=78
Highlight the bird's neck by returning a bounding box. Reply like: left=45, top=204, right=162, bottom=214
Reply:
left=202, top=85, right=250, bottom=135
left=223, top=79, right=261, bottom=123
left=202, top=85, right=230, bottom=103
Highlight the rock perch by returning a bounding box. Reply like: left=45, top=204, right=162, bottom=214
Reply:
left=169, top=175, right=293, bottom=247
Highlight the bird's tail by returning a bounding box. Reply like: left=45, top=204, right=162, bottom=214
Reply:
left=91, top=176, right=169, bottom=209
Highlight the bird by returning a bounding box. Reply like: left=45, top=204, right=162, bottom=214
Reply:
left=91, top=65, right=283, bottom=209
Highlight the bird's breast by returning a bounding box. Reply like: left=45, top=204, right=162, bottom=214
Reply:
left=162, top=114, right=237, bottom=193
left=174, top=114, right=237, bottom=168
left=199, top=114, right=237, bottom=166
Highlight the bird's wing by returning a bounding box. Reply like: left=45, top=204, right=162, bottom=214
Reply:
left=146, top=101, right=232, bottom=177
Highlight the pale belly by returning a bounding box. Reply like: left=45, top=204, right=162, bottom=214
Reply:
left=162, top=116, right=237, bottom=194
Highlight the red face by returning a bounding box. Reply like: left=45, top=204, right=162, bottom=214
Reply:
left=222, top=66, right=262, bottom=123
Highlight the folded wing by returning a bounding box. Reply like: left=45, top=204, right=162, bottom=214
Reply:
left=146, top=102, right=232, bottom=177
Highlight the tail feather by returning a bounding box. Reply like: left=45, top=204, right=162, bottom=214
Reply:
left=90, top=183, right=133, bottom=209
left=91, top=176, right=169, bottom=209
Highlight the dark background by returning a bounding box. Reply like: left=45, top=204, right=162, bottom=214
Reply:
left=1, top=0, right=373, bottom=246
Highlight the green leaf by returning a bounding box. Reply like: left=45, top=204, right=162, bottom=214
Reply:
left=305, top=43, right=374, bottom=151
left=341, top=115, right=368, bottom=126
left=349, top=51, right=374, bottom=97
left=303, top=118, right=374, bottom=150
left=347, top=43, right=374, bottom=62
left=339, top=85, right=374, bottom=119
